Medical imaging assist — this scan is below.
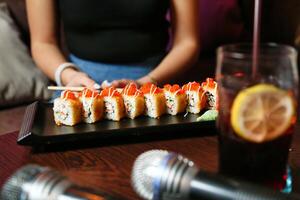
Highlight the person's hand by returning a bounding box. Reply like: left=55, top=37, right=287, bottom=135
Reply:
left=137, top=75, right=158, bottom=86
left=107, top=75, right=159, bottom=89
left=61, top=68, right=97, bottom=89
left=108, top=79, right=138, bottom=88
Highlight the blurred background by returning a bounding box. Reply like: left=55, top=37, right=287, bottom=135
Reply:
left=0, top=0, right=299, bottom=109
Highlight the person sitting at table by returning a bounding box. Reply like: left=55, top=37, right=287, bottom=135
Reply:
left=26, top=0, right=200, bottom=89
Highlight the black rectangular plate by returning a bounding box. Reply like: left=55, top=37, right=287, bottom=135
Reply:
left=18, top=101, right=216, bottom=146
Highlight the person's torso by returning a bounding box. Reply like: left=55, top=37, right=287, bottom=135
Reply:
left=59, top=0, right=170, bottom=64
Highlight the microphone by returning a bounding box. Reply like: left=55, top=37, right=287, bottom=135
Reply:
left=131, top=150, right=300, bottom=200
left=1, top=164, right=121, bottom=200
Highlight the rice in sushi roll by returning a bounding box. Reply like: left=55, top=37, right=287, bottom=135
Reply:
left=53, top=90, right=82, bottom=126
left=140, top=83, right=166, bottom=118
left=121, top=83, right=145, bottom=119
left=201, top=78, right=218, bottom=110
left=100, top=87, right=125, bottom=121
left=182, top=81, right=206, bottom=114
left=163, top=84, right=187, bottom=115
left=79, top=88, right=104, bottom=123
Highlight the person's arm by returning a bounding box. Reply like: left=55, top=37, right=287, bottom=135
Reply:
left=137, top=0, right=200, bottom=85
left=26, top=0, right=95, bottom=87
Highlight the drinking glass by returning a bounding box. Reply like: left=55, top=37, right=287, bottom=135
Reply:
left=216, top=43, right=298, bottom=191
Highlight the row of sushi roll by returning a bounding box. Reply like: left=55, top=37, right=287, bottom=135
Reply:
left=53, top=78, right=218, bottom=126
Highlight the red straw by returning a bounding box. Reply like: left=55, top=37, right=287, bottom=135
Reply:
left=252, top=0, right=262, bottom=79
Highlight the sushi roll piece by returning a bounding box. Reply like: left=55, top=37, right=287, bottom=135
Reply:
left=121, top=83, right=145, bottom=119
left=79, top=88, right=104, bottom=123
left=201, top=78, right=218, bottom=110
left=100, top=87, right=125, bottom=121
left=53, top=90, right=82, bottom=126
left=182, top=81, right=206, bottom=114
left=163, top=84, right=187, bottom=115
left=140, top=83, right=166, bottom=118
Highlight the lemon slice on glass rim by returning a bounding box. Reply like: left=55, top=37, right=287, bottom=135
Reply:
left=230, top=84, right=295, bottom=143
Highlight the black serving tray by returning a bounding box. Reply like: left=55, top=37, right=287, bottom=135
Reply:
left=18, top=101, right=216, bottom=146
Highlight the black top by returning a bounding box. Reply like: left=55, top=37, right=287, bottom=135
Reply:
left=58, top=0, right=170, bottom=64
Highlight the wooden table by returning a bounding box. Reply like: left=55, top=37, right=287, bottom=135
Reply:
left=0, top=125, right=299, bottom=199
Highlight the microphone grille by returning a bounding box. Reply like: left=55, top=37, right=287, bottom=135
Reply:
left=1, top=164, right=47, bottom=200
left=131, top=150, right=169, bottom=200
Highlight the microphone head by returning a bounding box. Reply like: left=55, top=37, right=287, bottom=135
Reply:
left=131, top=150, right=198, bottom=200
left=131, top=150, right=169, bottom=200
left=1, top=164, right=72, bottom=200
left=1, top=164, right=48, bottom=200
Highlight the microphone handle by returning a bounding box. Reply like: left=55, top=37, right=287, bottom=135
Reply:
left=60, top=185, right=121, bottom=200
left=189, top=171, right=300, bottom=200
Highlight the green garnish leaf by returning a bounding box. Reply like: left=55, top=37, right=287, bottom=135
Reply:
left=197, top=110, right=218, bottom=121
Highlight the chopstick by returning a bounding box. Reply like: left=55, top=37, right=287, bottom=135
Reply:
left=48, top=83, right=102, bottom=91
left=47, top=86, right=123, bottom=93
left=47, top=86, right=86, bottom=92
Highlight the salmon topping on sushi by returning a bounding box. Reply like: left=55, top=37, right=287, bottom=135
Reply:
left=164, top=84, right=185, bottom=95
left=121, top=83, right=143, bottom=97
left=101, top=87, right=121, bottom=97
left=182, top=81, right=202, bottom=92
left=80, top=88, right=101, bottom=98
left=140, top=83, right=163, bottom=94
left=61, top=90, right=78, bottom=100
left=201, top=78, right=216, bottom=89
